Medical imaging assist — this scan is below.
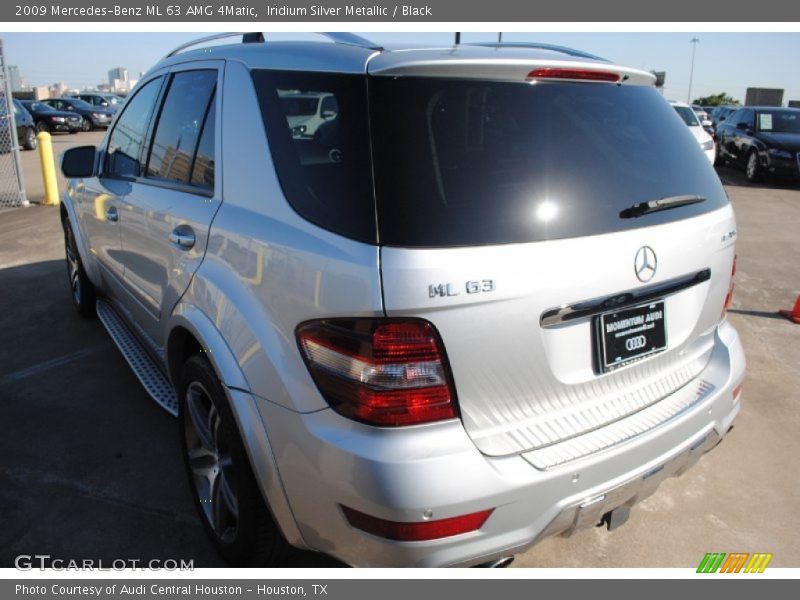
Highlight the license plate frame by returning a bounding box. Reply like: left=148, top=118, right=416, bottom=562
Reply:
left=598, top=301, right=667, bottom=372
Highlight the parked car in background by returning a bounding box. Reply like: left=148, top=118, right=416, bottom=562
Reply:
left=42, top=97, right=115, bottom=131
left=278, top=90, right=339, bottom=138
left=0, top=99, right=37, bottom=152
left=59, top=33, right=744, bottom=568
left=691, top=104, right=709, bottom=121
left=71, top=92, right=125, bottom=113
left=715, top=106, right=800, bottom=182
left=19, top=100, right=82, bottom=134
left=670, top=101, right=715, bottom=163
left=710, top=106, right=737, bottom=131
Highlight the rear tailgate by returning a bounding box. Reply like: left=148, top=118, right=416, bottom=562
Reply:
left=381, top=207, right=736, bottom=458
left=369, top=49, right=735, bottom=462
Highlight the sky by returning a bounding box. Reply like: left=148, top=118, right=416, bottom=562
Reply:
left=1, top=31, right=798, bottom=104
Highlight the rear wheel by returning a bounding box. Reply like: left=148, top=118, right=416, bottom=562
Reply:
left=35, top=121, right=49, bottom=134
left=63, top=219, right=96, bottom=318
left=746, top=150, right=763, bottom=182
left=22, top=127, right=37, bottom=151
left=179, top=355, right=294, bottom=566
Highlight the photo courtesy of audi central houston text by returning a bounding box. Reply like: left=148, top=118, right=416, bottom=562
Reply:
left=4, top=30, right=799, bottom=570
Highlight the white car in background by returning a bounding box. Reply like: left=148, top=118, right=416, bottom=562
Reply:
left=672, top=101, right=715, bottom=163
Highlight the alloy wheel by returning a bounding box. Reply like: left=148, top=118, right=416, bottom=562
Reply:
left=65, top=225, right=81, bottom=304
left=746, top=153, right=758, bottom=180
left=183, top=381, right=240, bottom=544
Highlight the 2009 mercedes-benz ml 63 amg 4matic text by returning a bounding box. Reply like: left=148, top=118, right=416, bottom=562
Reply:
left=58, top=33, right=745, bottom=568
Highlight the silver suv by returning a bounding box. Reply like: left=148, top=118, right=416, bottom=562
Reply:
left=59, top=33, right=745, bottom=568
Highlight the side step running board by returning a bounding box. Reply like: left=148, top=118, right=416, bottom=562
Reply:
left=96, top=299, right=179, bottom=417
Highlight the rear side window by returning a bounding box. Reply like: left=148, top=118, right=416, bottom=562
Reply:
left=252, top=70, right=376, bottom=244
left=106, top=78, right=162, bottom=179
left=146, top=70, right=217, bottom=187
left=370, top=78, right=729, bottom=247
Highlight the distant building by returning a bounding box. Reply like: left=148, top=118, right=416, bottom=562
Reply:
left=7, top=65, right=24, bottom=92
left=108, top=67, right=128, bottom=85
left=49, top=82, right=68, bottom=97
left=745, top=88, right=784, bottom=107
left=33, top=86, right=50, bottom=100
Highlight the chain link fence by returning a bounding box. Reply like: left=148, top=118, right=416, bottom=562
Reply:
left=0, top=38, right=28, bottom=210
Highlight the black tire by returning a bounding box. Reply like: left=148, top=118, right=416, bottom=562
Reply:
left=35, top=121, right=49, bottom=134
left=179, top=355, right=294, bottom=566
left=745, top=150, right=763, bottom=183
left=63, top=219, right=96, bottom=318
left=713, top=140, right=723, bottom=167
left=22, top=127, right=37, bottom=151
left=81, top=117, right=93, bottom=132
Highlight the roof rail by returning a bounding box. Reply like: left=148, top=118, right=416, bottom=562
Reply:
left=468, top=42, right=608, bottom=62
left=164, top=32, right=382, bottom=58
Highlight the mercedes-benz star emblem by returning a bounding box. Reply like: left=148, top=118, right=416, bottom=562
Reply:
left=634, top=246, right=657, bottom=282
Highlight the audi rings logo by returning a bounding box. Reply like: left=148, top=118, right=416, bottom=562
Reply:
left=625, top=335, right=647, bottom=351
left=634, top=246, right=657, bottom=283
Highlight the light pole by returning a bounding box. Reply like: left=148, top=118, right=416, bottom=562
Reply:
left=687, top=37, right=700, bottom=104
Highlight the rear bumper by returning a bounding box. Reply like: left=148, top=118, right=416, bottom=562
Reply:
left=258, top=320, right=744, bottom=567
left=765, top=153, right=800, bottom=180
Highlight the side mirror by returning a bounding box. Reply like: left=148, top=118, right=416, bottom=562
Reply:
left=62, top=145, right=97, bottom=178
left=321, top=110, right=337, bottom=119
left=736, top=122, right=748, bottom=131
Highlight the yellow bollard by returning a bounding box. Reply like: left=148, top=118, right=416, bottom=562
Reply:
left=36, top=131, right=60, bottom=206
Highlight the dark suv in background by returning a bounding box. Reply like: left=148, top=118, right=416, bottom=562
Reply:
left=715, top=106, right=800, bottom=182
left=42, top=97, right=115, bottom=131
left=1, top=99, right=37, bottom=152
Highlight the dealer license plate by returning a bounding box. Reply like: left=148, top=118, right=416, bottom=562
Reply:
left=599, top=301, right=667, bottom=372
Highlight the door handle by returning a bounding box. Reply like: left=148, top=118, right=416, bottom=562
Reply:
left=169, top=227, right=196, bottom=250
left=105, top=206, right=118, bottom=222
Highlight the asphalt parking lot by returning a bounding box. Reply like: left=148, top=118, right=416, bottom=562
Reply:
left=1, top=132, right=798, bottom=568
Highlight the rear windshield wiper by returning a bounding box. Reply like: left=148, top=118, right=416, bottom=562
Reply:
left=619, top=195, right=706, bottom=219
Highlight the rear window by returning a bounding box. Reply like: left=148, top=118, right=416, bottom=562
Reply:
left=370, top=77, right=728, bottom=247
left=254, top=71, right=728, bottom=247
left=673, top=105, right=700, bottom=126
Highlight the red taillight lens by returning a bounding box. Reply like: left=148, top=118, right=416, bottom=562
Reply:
left=722, top=255, right=737, bottom=318
left=342, top=506, right=493, bottom=541
left=296, top=319, right=457, bottom=426
left=526, top=68, right=621, bottom=83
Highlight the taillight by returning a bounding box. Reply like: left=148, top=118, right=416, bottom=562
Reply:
left=296, top=319, right=457, bottom=426
left=526, top=68, right=621, bottom=83
left=722, top=255, right=737, bottom=318
left=341, top=506, right=493, bottom=541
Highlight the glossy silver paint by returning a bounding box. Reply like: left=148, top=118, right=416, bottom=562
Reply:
left=60, top=37, right=745, bottom=567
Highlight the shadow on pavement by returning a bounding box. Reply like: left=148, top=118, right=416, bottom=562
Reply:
left=0, top=258, right=342, bottom=568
